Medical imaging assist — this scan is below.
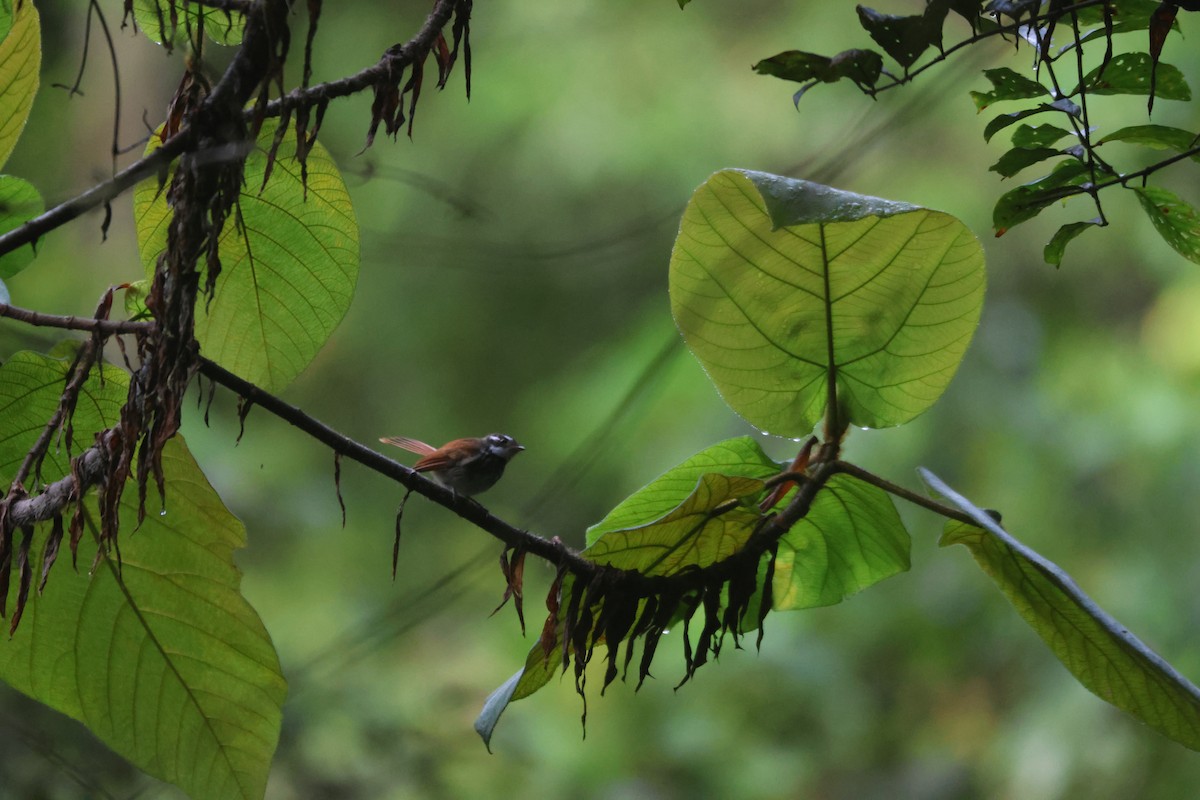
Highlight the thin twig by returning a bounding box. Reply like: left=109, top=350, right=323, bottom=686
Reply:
left=0, top=302, right=155, bottom=335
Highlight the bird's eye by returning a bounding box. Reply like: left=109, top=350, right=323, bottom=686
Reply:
left=487, top=434, right=507, bottom=446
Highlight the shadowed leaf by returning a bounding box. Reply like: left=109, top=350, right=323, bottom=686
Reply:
left=925, top=468, right=1200, bottom=753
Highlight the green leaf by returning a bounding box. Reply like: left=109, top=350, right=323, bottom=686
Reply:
left=124, top=279, right=152, bottom=321
left=586, top=436, right=779, bottom=546
left=925, top=468, right=1200, bottom=753
left=133, top=0, right=245, bottom=46
left=135, top=123, right=360, bottom=392
left=753, top=49, right=883, bottom=94
left=1044, top=219, right=1103, bottom=267
left=1074, top=0, right=1163, bottom=28
left=0, top=174, right=42, bottom=278
left=855, top=6, right=944, bottom=69
left=773, top=473, right=909, bottom=609
left=983, top=98, right=1079, bottom=144
left=970, top=67, right=1049, bottom=111
left=0, top=352, right=286, bottom=800
left=584, top=473, right=766, bottom=576
left=1011, top=123, right=1072, bottom=149
left=1099, top=124, right=1200, bottom=161
left=992, top=159, right=1091, bottom=234
left=1134, top=186, right=1200, bottom=264
left=1081, top=52, right=1191, bottom=100
left=989, top=146, right=1061, bottom=178
left=0, top=0, right=39, bottom=170
left=670, top=169, right=986, bottom=436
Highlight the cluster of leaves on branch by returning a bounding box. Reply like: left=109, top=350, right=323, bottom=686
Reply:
left=0, top=1, right=1199, bottom=798
left=0, top=1, right=475, bottom=798
left=751, top=0, right=1200, bottom=266
left=475, top=169, right=1200, bottom=758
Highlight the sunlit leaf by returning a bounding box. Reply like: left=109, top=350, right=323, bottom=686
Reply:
left=1044, top=218, right=1103, bottom=267
left=1081, top=52, right=1190, bottom=100
left=1134, top=186, right=1200, bottom=264
left=124, top=279, right=152, bottom=321
left=0, top=175, right=42, bottom=278
left=970, top=67, right=1049, bottom=110
left=584, top=473, right=765, bottom=576
left=0, top=352, right=286, bottom=800
left=0, top=0, right=39, bottom=170
left=925, top=468, right=1200, bottom=753
left=135, top=123, right=360, bottom=392
left=132, top=0, right=245, bottom=46
left=670, top=169, right=985, bottom=436
left=587, top=437, right=779, bottom=546
left=992, top=160, right=1091, bottom=234
left=773, top=473, right=909, bottom=609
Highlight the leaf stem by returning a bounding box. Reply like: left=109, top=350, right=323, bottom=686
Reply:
left=831, top=460, right=978, bottom=526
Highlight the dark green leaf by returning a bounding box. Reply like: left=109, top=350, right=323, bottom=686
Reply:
left=753, top=49, right=884, bottom=93
left=1074, top=0, right=1162, bottom=27
left=1099, top=125, right=1200, bottom=161
left=1081, top=52, right=1191, bottom=100
left=773, top=474, right=909, bottom=609
left=925, top=468, right=1200, bottom=753
left=984, top=105, right=1058, bottom=143
left=1134, top=186, right=1200, bottom=264
left=993, top=160, right=1091, bottom=234
left=1011, top=123, right=1072, bottom=149
left=671, top=169, right=985, bottom=435
left=1044, top=219, right=1103, bottom=266
left=855, top=6, right=943, bottom=69
left=989, top=146, right=1062, bottom=178
left=0, top=175, right=42, bottom=279
left=970, top=67, right=1049, bottom=110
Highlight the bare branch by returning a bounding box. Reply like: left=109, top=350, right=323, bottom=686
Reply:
left=0, top=302, right=155, bottom=335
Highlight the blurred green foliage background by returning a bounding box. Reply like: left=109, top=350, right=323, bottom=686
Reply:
left=3, top=1, right=1200, bottom=797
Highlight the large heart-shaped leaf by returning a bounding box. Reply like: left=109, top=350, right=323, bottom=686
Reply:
left=135, top=123, right=359, bottom=392
left=925, top=468, right=1200, bottom=753
left=0, top=352, right=286, bottom=800
left=670, top=169, right=985, bottom=436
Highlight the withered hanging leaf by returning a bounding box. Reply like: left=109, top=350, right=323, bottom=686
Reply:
left=39, top=514, right=63, bottom=593
left=10, top=525, right=32, bottom=634
left=333, top=451, right=346, bottom=527
left=491, top=547, right=527, bottom=635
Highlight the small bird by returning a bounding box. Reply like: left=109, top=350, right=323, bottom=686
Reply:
left=379, top=433, right=525, bottom=497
